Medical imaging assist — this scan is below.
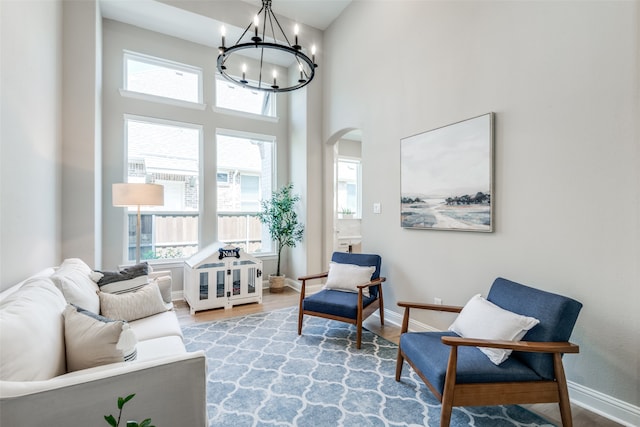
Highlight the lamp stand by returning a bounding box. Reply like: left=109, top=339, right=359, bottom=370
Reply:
left=135, top=204, right=141, bottom=264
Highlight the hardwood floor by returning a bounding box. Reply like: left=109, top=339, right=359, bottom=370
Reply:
left=175, top=288, right=621, bottom=427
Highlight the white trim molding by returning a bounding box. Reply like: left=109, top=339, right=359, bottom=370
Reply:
left=568, top=380, right=640, bottom=427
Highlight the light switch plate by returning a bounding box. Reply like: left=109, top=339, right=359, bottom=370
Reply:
left=373, top=203, right=381, bottom=214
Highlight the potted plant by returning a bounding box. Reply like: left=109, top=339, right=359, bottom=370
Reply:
left=339, top=207, right=354, bottom=219
left=257, top=184, right=304, bottom=293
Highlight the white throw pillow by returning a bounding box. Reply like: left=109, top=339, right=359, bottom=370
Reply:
left=63, top=305, right=137, bottom=372
left=99, top=282, right=168, bottom=322
left=0, top=280, right=67, bottom=381
left=51, top=258, right=100, bottom=314
left=448, top=294, right=540, bottom=365
left=323, top=262, right=376, bottom=297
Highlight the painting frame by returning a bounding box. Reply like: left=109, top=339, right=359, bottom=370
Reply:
left=400, top=112, right=494, bottom=232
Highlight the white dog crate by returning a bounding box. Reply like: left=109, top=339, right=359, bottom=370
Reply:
left=184, top=243, right=263, bottom=314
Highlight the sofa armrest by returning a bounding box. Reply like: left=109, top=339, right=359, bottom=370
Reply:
left=0, top=352, right=207, bottom=427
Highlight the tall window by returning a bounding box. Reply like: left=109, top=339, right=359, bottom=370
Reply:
left=125, top=116, right=201, bottom=261
left=124, top=51, right=202, bottom=104
left=215, top=76, right=276, bottom=117
left=337, top=158, right=361, bottom=217
left=216, top=131, right=275, bottom=253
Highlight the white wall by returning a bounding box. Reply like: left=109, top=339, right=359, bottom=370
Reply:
left=0, top=0, right=62, bottom=290
left=323, top=0, right=639, bottom=421
left=61, top=0, right=102, bottom=268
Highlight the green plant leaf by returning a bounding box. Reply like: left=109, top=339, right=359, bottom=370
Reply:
left=139, top=419, right=154, bottom=427
left=118, top=393, right=136, bottom=410
left=104, top=415, right=117, bottom=427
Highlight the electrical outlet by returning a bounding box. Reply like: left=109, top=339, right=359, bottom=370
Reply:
left=434, top=297, right=443, bottom=305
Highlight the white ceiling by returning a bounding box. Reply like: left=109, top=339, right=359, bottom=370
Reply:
left=99, top=0, right=351, bottom=66
left=242, top=0, right=351, bottom=31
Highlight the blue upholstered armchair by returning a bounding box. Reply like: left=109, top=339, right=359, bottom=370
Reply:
left=297, top=252, right=386, bottom=349
left=396, top=277, right=583, bottom=427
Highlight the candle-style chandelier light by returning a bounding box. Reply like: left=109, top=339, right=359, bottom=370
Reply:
left=216, top=0, right=317, bottom=93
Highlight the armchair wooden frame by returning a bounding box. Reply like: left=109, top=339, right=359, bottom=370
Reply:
left=297, top=272, right=386, bottom=349
left=395, top=301, right=580, bottom=427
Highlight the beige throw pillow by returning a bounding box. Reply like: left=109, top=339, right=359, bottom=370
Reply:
left=63, top=305, right=137, bottom=372
left=99, top=282, right=168, bottom=322
left=323, top=262, right=376, bottom=297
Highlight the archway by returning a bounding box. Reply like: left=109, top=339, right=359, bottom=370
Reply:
left=323, top=128, right=363, bottom=266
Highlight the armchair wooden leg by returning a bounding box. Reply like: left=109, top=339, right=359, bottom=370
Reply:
left=440, top=346, right=458, bottom=427
left=298, top=281, right=306, bottom=336
left=440, top=401, right=453, bottom=427
left=395, top=349, right=404, bottom=381
left=554, top=353, right=573, bottom=427
left=378, top=285, right=385, bottom=326
left=356, top=324, right=362, bottom=349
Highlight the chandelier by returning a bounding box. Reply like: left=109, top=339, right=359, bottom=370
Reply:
left=216, top=0, right=317, bottom=93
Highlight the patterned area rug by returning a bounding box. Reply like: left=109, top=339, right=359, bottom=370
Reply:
left=183, top=307, right=555, bottom=427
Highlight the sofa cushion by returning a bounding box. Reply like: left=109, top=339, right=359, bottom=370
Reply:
left=0, top=279, right=67, bottom=381
left=99, top=282, right=167, bottom=322
left=136, top=335, right=186, bottom=362
left=129, top=310, right=183, bottom=341
left=400, top=331, right=542, bottom=395
left=303, top=289, right=377, bottom=320
left=63, top=305, right=137, bottom=372
left=51, top=258, right=100, bottom=314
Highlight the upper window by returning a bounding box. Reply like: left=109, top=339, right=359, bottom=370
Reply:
left=124, top=51, right=202, bottom=104
left=215, top=76, right=276, bottom=117
left=125, top=116, right=201, bottom=262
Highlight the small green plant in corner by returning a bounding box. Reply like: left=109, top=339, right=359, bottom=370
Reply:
left=104, top=394, right=155, bottom=427
left=340, top=207, right=353, bottom=215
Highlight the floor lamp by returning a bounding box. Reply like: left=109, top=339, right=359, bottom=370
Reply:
left=112, top=183, right=164, bottom=264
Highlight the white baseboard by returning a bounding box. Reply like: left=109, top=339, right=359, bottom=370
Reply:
left=378, top=308, right=640, bottom=427
left=568, top=380, right=640, bottom=427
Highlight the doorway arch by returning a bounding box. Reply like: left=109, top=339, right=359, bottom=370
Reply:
left=323, top=128, right=363, bottom=266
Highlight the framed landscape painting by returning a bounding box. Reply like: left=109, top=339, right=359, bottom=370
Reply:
left=401, top=113, right=494, bottom=232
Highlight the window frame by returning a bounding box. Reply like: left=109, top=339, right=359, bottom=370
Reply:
left=122, top=114, right=204, bottom=264
left=213, top=74, right=278, bottom=122
left=122, top=50, right=204, bottom=106
left=215, top=128, right=277, bottom=255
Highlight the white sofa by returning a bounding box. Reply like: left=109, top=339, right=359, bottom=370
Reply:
left=0, top=259, right=207, bottom=427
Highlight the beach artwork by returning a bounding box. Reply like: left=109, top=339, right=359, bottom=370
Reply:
left=401, top=113, right=494, bottom=232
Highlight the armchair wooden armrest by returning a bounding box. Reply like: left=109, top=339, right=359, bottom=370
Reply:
left=298, top=271, right=329, bottom=282
left=397, top=301, right=463, bottom=333
left=441, top=336, right=580, bottom=354
left=357, top=277, right=387, bottom=289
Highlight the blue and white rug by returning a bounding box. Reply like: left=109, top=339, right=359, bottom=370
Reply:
left=183, top=307, right=555, bottom=427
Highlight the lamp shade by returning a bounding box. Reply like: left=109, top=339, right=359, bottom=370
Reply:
left=112, top=183, right=164, bottom=207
